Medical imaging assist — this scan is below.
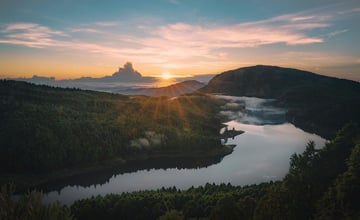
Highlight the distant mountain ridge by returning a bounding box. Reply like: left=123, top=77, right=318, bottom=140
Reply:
left=118, top=80, right=205, bottom=97
left=9, top=62, right=215, bottom=95
left=73, top=62, right=156, bottom=83
left=11, top=62, right=156, bottom=85
left=200, top=65, right=360, bottom=138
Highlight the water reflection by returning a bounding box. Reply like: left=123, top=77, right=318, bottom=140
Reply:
left=44, top=123, right=325, bottom=205
left=36, top=156, right=223, bottom=193
left=43, top=96, right=326, bottom=205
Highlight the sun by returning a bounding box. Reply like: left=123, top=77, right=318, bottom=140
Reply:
left=161, top=72, right=172, bottom=80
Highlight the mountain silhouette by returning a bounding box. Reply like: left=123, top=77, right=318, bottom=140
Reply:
left=200, top=65, right=360, bottom=138
left=200, top=65, right=360, bottom=98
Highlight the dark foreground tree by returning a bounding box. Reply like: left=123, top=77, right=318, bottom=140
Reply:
left=0, top=184, right=73, bottom=220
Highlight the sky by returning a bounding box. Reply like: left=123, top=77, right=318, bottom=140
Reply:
left=0, top=0, right=359, bottom=80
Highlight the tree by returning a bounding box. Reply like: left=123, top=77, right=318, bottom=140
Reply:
left=0, top=184, right=73, bottom=220
left=315, top=143, right=360, bottom=219
left=210, top=195, right=243, bottom=220
left=158, top=209, right=184, bottom=220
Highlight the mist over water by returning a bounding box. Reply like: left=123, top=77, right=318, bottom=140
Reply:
left=217, top=95, right=287, bottom=125
left=43, top=95, right=326, bottom=205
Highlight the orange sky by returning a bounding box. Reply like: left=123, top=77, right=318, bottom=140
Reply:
left=0, top=53, right=357, bottom=81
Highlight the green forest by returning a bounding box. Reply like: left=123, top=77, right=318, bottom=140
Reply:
left=1, top=80, right=360, bottom=219
left=0, top=80, right=228, bottom=175
left=1, top=123, right=359, bottom=219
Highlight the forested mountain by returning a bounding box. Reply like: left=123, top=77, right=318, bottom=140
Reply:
left=199, top=65, right=360, bottom=138
left=0, top=80, right=230, bottom=188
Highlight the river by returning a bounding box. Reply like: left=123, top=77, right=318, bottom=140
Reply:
left=43, top=96, right=326, bottom=205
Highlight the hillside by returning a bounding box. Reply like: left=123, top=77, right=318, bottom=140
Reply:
left=0, top=80, right=229, bottom=189
left=200, top=65, right=360, bottom=98
left=119, top=80, right=205, bottom=97
left=200, top=65, right=360, bottom=138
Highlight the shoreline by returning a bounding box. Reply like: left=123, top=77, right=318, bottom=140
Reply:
left=1, top=144, right=236, bottom=193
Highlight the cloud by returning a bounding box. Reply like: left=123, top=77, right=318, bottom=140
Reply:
left=337, top=7, right=360, bottom=15
left=0, top=23, right=68, bottom=48
left=0, top=10, right=341, bottom=68
left=70, top=28, right=103, bottom=33
left=150, top=20, right=326, bottom=48
left=121, top=13, right=330, bottom=61
left=327, top=29, right=348, bottom=37
left=289, top=16, right=317, bottom=22
left=0, top=23, right=133, bottom=55
left=94, top=21, right=121, bottom=27
left=4, top=23, right=67, bottom=36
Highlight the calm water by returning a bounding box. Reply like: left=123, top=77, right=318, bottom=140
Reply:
left=43, top=96, right=326, bottom=205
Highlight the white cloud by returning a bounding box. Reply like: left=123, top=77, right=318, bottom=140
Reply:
left=327, top=29, right=348, bottom=37
left=94, top=21, right=121, bottom=27
left=70, top=28, right=103, bottom=33
left=4, top=23, right=67, bottom=36
left=0, top=23, right=68, bottom=48
left=0, top=10, right=339, bottom=68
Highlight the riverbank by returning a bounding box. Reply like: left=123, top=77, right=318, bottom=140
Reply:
left=221, top=128, right=244, bottom=138
left=1, top=144, right=236, bottom=193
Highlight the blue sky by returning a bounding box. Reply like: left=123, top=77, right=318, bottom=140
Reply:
left=0, top=0, right=359, bottom=80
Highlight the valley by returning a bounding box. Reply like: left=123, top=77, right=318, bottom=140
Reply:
left=1, top=65, right=359, bottom=220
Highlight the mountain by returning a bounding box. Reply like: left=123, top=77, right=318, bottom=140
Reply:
left=9, top=63, right=213, bottom=94
left=13, top=62, right=156, bottom=86
left=200, top=65, right=359, bottom=98
left=200, top=65, right=360, bottom=138
left=0, top=80, right=226, bottom=176
left=118, top=80, right=205, bottom=97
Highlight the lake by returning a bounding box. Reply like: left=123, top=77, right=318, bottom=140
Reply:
left=43, top=96, right=326, bottom=205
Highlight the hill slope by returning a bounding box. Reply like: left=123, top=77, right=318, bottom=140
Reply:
left=119, top=80, right=205, bottom=97
left=200, top=65, right=359, bottom=98
left=0, top=80, right=230, bottom=189
left=200, top=65, right=360, bottom=138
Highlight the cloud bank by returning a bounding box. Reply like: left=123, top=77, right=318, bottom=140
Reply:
left=0, top=11, right=335, bottom=57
